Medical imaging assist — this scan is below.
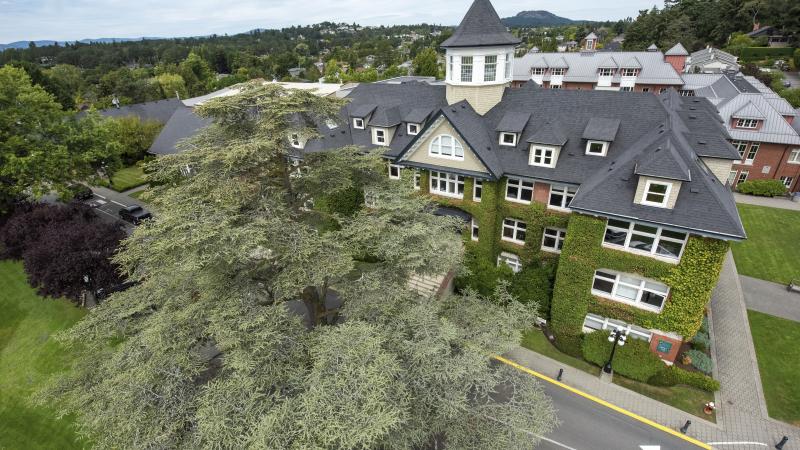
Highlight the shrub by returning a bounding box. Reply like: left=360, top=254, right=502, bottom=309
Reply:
left=685, top=349, right=713, bottom=374
left=700, top=315, right=709, bottom=334
left=582, top=331, right=665, bottom=382
left=648, top=366, right=720, bottom=391
left=692, top=330, right=710, bottom=352
left=737, top=179, right=788, bottom=197
left=509, top=263, right=556, bottom=320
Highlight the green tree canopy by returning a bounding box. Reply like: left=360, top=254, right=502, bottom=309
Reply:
left=413, top=47, right=439, bottom=78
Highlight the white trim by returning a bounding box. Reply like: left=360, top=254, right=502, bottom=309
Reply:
left=289, top=133, right=303, bottom=149
left=529, top=145, right=559, bottom=168
left=735, top=118, right=759, bottom=129
left=388, top=164, right=401, bottom=180
left=372, top=127, right=388, bottom=146
left=497, top=252, right=522, bottom=273
left=585, top=140, right=609, bottom=156
left=471, top=218, right=479, bottom=241
left=413, top=170, right=420, bottom=190
left=602, top=218, right=687, bottom=262
left=641, top=180, right=672, bottom=208
left=429, top=134, right=465, bottom=160
left=541, top=227, right=566, bottom=253
left=407, top=123, right=420, bottom=136
left=788, top=149, right=800, bottom=164
left=353, top=117, right=365, bottom=129
left=582, top=313, right=652, bottom=342
left=501, top=218, right=527, bottom=245
left=429, top=171, right=464, bottom=199
left=499, top=132, right=517, bottom=146
left=547, top=184, right=576, bottom=211
left=591, top=269, right=669, bottom=313
left=505, top=177, right=534, bottom=204
left=473, top=178, right=482, bottom=202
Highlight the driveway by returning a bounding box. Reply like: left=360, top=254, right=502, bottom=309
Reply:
left=740, top=275, right=800, bottom=322
left=84, top=186, right=152, bottom=234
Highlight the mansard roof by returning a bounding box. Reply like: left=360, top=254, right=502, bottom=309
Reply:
left=514, top=51, right=683, bottom=85
left=440, top=0, right=521, bottom=48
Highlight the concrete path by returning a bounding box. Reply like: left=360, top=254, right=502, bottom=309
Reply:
left=121, top=183, right=150, bottom=196
left=740, top=275, right=800, bottom=322
left=734, top=193, right=800, bottom=211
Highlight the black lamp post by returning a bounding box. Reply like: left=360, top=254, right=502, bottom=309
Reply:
left=603, top=327, right=628, bottom=374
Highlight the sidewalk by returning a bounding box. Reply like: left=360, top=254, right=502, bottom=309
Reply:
left=740, top=275, right=800, bottom=322
left=734, top=193, right=800, bottom=211
left=504, top=251, right=800, bottom=448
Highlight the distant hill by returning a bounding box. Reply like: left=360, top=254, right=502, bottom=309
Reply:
left=501, top=10, right=579, bottom=27
left=0, top=37, right=160, bottom=52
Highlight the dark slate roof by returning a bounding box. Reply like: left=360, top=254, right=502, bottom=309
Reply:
left=526, top=121, right=568, bottom=146
left=440, top=0, right=521, bottom=48
left=405, top=107, right=433, bottom=124
left=148, top=107, right=212, bottom=155
left=582, top=117, right=620, bottom=141
left=96, top=98, right=183, bottom=123
left=495, top=112, right=530, bottom=132
left=369, top=106, right=403, bottom=127
left=634, top=135, right=692, bottom=181
left=349, top=103, right=378, bottom=118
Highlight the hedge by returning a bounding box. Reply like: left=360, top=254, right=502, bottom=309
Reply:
left=685, top=349, right=713, bottom=374
left=736, top=179, right=787, bottom=197
left=648, top=365, right=720, bottom=392
left=582, top=331, right=665, bottom=382
left=550, top=215, right=728, bottom=353
left=736, top=47, right=795, bottom=62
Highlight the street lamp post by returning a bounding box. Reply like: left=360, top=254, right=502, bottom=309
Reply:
left=603, top=327, right=628, bottom=374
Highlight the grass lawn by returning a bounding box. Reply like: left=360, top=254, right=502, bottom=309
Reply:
left=128, top=188, right=150, bottom=201
left=0, top=260, right=86, bottom=449
left=521, top=328, right=716, bottom=421
left=731, top=204, right=800, bottom=284
left=110, top=164, right=147, bottom=192
left=748, top=309, right=800, bottom=426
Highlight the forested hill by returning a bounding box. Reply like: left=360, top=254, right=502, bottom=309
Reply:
left=501, top=11, right=578, bottom=27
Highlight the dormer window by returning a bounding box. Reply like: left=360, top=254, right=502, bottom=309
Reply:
left=429, top=134, right=464, bottom=160
left=499, top=132, right=517, bottom=146
left=531, top=68, right=546, bottom=76
left=372, top=128, right=387, bottom=146
left=530, top=145, right=558, bottom=168
left=290, top=133, right=302, bottom=149
left=407, top=123, right=420, bottom=135
left=735, top=118, right=759, bottom=129
left=599, top=68, right=614, bottom=77
left=586, top=140, right=609, bottom=156
left=621, top=68, right=639, bottom=77
left=642, top=180, right=671, bottom=208
left=551, top=68, right=566, bottom=76
left=353, top=117, right=365, bottom=129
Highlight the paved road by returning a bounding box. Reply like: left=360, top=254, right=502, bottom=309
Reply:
left=740, top=275, right=800, bottom=322
left=537, top=379, right=701, bottom=450
left=84, top=186, right=153, bottom=233
left=783, top=71, right=800, bottom=88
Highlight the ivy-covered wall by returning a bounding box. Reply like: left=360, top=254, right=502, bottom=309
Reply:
left=549, top=214, right=729, bottom=355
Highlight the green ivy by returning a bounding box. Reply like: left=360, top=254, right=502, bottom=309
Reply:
left=550, top=214, right=728, bottom=353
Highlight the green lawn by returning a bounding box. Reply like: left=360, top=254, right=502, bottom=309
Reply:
left=0, top=260, right=86, bottom=449
left=521, top=328, right=715, bottom=421
left=748, top=310, right=800, bottom=426
left=128, top=188, right=150, bottom=201
left=731, top=204, right=800, bottom=284
left=110, top=164, right=147, bottom=192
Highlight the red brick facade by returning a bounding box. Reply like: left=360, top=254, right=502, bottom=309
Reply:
left=533, top=181, right=550, bottom=204
left=649, top=332, right=682, bottom=363
left=510, top=80, right=675, bottom=93
left=729, top=141, right=800, bottom=192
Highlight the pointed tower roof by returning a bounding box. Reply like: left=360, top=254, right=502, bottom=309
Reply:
left=665, top=43, right=689, bottom=56
left=440, top=0, right=521, bottom=48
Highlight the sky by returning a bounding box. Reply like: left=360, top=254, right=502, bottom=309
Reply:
left=0, top=0, right=658, bottom=43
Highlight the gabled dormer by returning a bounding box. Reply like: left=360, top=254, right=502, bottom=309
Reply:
left=349, top=103, right=377, bottom=129
left=584, top=32, right=598, bottom=51
left=368, top=106, right=402, bottom=147
left=619, top=57, right=642, bottom=78
left=731, top=102, right=765, bottom=130
left=495, top=111, right=530, bottom=147
left=597, top=56, right=618, bottom=80
left=633, top=139, right=691, bottom=209
left=582, top=117, right=620, bottom=156
left=526, top=122, right=568, bottom=168
left=404, top=107, right=433, bottom=136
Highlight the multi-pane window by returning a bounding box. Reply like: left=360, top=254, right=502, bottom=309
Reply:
left=550, top=84, right=562, bottom=89
left=621, top=68, right=638, bottom=77
left=388, top=164, right=401, bottom=179
left=353, top=118, right=365, bottom=129
left=505, top=178, right=534, bottom=203
left=497, top=252, right=522, bottom=273
left=551, top=68, right=566, bottom=76
left=290, top=133, right=302, bottom=148
left=484, top=55, right=497, bottom=82
left=473, top=179, right=482, bottom=202
left=429, top=134, right=464, bottom=159
left=429, top=171, right=464, bottom=198
left=531, top=147, right=557, bottom=167
left=603, top=219, right=687, bottom=260
left=642, top=180, right=671, bottom=207
left=732, top=141, right=747, bottom=159
left=789, top=149, right=800, bottom=164
left=500, top=132, right=517, bottom=146
left=505, top=53, right=512, bottom=79
left=501, top=218, right=527, bottom=244
left=449, top=56, right=454, bottom=81
left=641, top=87, right=650, bottom=93
left=531, top=68, right=546, bottom=76
left=541, top=227, right=566, bottom=253
left=373, top=128, right=386, bottom=145
left=781, top=176, right=794, bottom=188
left=679, top=89, right=695, bottom=97
left=471, top=218, right=479, bottom=241
left=738, top=170, right=749, bottom=184
left=548, top=185, right=576, bottom=210
left=620, top=86, right=633, bottom=92
left=407, top=123, right=420, bottom=135
left=727, top=170, right=737, bottom=185
left=592, top=270, right=670, bottom=312
left=599, top=68, right=614, bottom=77
left=586, top=140, right=608, bottom=156
left=736, top=118, right=759, bottom=129
left=460, top=56, right=473, bottom=82
left=583, top=314, right=652, bottom=341
left=413, top=170, right=420, bottom=190
left=745, top=143, right=759, bottom=164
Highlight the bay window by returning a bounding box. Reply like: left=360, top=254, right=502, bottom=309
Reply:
left=484, top=55, right=497, bottom=82
left=461, top=56, right=473, bottom=82
left=548, top=185, right=576, bottom=210
left=505, top=178, right=533, bottom=203
left=501, top=218, right=527, bottom=244
left=592, top=270, right=669, bottom=312
left=603, top=219, right=687, bottom=260
left=429, top=171, right=464, bottom=198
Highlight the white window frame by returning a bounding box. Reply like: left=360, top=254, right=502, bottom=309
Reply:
left=505, top=177, right=534, bottom=204
left=407, top=123, right=420, bottom=136
left=780, top=176, right=793, bottom=188
left=736, top=118, right=759, bottom=129
left=737, top=170, right=749, bottom=184
left=591, top=270, right=670, bottom=313
left=530, top=146, right=558, bottom=168
left=620, top=86, right=633, bottom=92
left=598, top=68, right=614, bottom=77
left=353, top=117, right=365, bottom=129
left=460, top=56, right=473, bottom=82
left=744, top=142, right=759, bottom=165
left=471, top=218, right=479, bottom=241
left=641, top=180, right=672, bottom=208
left=585, top=140, right=608, bottom=156
left=429, top=134, right=465, bottom=160
left=550, top=68, right=566, bottom=76
left=788, top=149, right=800, bottom=164
left=732, top=141, right=747, bottom=159
left=473, top=178, right=482, bottom=202
left=372, top=127, right=387, bottom=146
left=413, top=170, right=420, bottom=190
left=388, top=164, right=401, bottom=180
left=289, top=133, right=302, bottom=149
left=448, top=56, right=454, bottom=81
left=727, top=170, right=738, bottom=185
left=505, top=53, right=512, bottom=79
left=641, top=87, right=650, bottom=93
left=429, top=171, right=464, bottom=199
left=621, top=68, right=638, bottom=77
left=483, top=55, right=497, bottom=82
left=326, top=119, right=339, bottom=129
left=499, top=132, right=517, bottom=147
left=541, top=227, right=566, bottom=253
left=582, top=314, right=652, bottom=342
left=548, top=184, right=576, bottom=210
left=550, top=84, right=562, bottom=90
left=531, top=67, right=546, bottom=76
left=497, top=252, right=522, bottom=273
left=501, top=218, right=527, bottom=245
left=602, top=219, right=687, bottom=261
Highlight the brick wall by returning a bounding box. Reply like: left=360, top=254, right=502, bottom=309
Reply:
left=534, top=181, right=550, bottom=204
left=731, top=142, right=800, bottom=192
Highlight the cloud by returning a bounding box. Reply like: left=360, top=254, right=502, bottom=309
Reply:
left=0, top=0, right=654, bottom=43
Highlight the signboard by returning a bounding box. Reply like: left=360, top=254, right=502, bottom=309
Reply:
left=656, top=339, right=673, bottom=354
